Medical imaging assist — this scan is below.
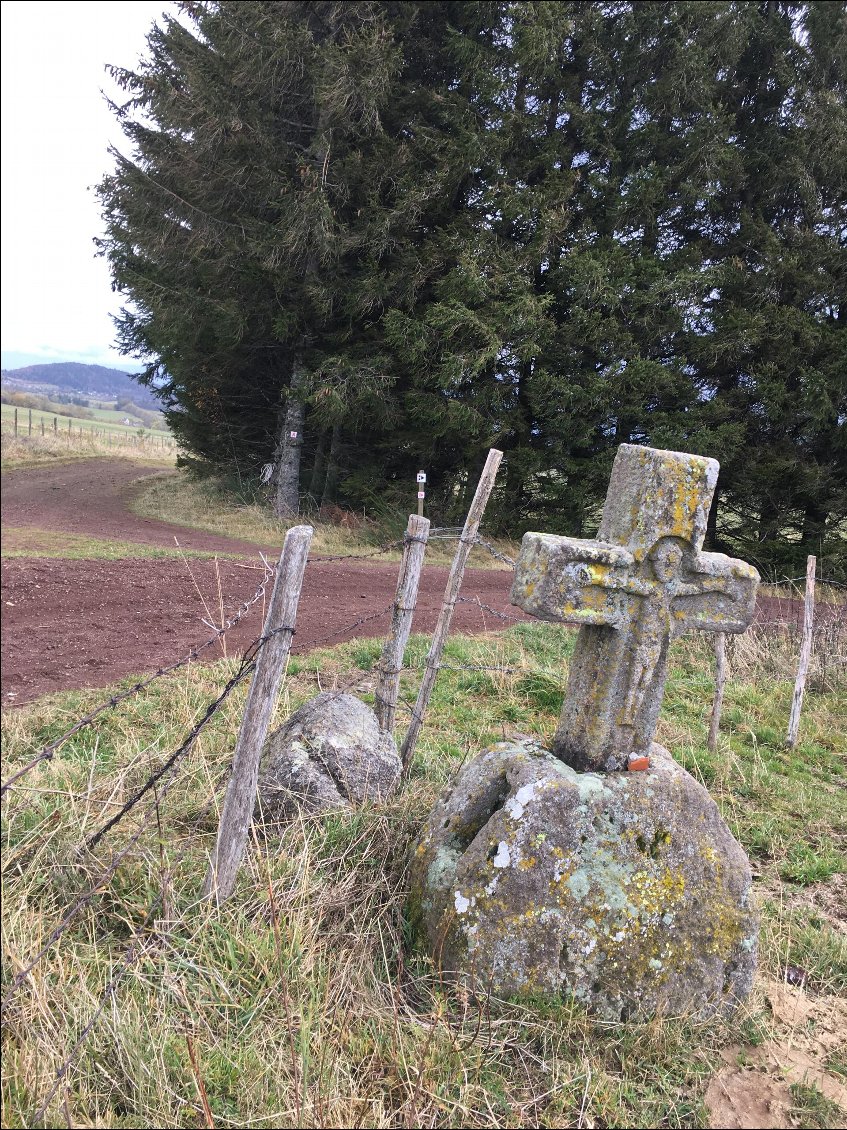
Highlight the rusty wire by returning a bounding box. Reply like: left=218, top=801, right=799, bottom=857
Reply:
left=0, top=593, right=402, bottom=1012
left=291, top=602, right=395, bottom=653
left=306, top=538, right=404, bottom=563
left=473, top=535, right=516, bottom=568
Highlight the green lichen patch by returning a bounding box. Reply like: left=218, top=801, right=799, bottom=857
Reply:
left=409, top=740, right=757, bottom=1020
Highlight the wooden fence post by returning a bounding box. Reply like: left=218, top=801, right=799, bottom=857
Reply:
left=375, top=514, right=430, bottom=733
left=786, top=555, right=816, bottom=748
left=707, top=633, right=727, bottom=753
left=53, top=416, right=57, bottom=433
left=28, top=409, right=32, bottom=436
left=202, top=524, right=313, bottom=902
left=14, top=408, right=18, bottom=437
left=400, top=449, right=503, bottom=773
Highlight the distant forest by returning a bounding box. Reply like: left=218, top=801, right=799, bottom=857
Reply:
left=1, top=362, right=161, bottom=411
left=97, top=1, right=846, bottom=578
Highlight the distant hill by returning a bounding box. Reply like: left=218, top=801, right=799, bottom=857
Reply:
left=0, top=362, right=161, bottom=410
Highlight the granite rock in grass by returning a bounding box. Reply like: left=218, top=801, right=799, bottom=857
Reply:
left=409, top=738, right=757, bottom=1019
left=257, top=692, right=401, bottom=821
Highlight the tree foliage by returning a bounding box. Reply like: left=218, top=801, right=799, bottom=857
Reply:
left=98, top=0, right=846, bottom=577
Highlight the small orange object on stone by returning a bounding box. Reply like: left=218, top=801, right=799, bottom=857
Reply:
left=627, top=753, right=650, bottom=772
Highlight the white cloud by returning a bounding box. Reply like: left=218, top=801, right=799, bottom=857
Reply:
left=0, top=1, right=178, bottom=369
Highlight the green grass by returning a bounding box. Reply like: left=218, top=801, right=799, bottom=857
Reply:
left=1, top=401, right=170, bottom=439
left=131, top=471, right=518, bottom=565
left=2, top=619, right=844, bottom=1127
left=789, top=1083, right=847, bottom=1130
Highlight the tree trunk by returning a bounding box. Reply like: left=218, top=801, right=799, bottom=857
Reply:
left=321, top=422, right=342, bottom=507
left=706, top=485, right=719, bottom=551
left=308, top=428, right=329, bottom=503
left=801, top=499, right=827, bottom=555
left=273, top=88, right=330, bottom=518
left=758, top=497, right=780, bottom=544
left=274, top=359, right=307, bottom=518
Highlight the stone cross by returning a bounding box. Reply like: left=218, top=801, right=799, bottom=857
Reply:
left=510, top=444, right=759, bottom=772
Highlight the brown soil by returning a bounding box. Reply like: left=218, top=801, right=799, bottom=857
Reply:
left=1, top=459, right=279, bottom=556
left=1, top=460, right=528, bottom=704
left=704, top=978, right=847, bottom=1128
left=0, top=458, right=821, bottom=706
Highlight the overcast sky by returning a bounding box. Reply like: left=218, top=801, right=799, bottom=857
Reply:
left=1, top=1, right=178, bottom=371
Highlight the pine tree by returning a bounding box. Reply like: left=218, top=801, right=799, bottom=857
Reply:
left=98, top=1, right=492, bottom=516
left=99, top=1, right=845, bottom=571
left=682, top=1, right=847, bottom=576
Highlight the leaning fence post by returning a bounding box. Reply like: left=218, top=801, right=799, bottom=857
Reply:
left=400, top=449, right=503, bottom=773
left=202, top=524, right=313, bottom=902
left=786, top=555, right=816, bottom=748
left=707, top=632, right=727, bottom=753
left=375, top=514, right=430, bottom=733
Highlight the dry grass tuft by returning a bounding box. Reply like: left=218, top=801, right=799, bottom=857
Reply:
left=131, top=472, right=519, bottom=566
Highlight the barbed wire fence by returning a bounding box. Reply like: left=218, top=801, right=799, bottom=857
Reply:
left=2, top=505, right=844, bottom=1123
left=0, top=464, right=524, bottom=1117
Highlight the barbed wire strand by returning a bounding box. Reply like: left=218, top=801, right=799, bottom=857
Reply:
left=4, top=605, right=408, bottom=1100
left=291, top=603, right=395, bottom=653
left=83, top=635, right=275, bottom=852
left=1, top=565, right=275, bottom=796
left=306, top=538, right=404, bottom=563
left=0, top=657, right=258, bottom=1019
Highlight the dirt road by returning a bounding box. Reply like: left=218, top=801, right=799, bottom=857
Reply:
left=1, top=458, right=814, bottom=705
left=1, top=460, right=526, bottom=704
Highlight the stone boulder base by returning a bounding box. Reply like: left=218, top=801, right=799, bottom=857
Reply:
left=257, top=692, right=401, bottom=822
left=409, top=739, right=757, bottom=1020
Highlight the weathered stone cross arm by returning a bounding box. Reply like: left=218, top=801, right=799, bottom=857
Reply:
left=509, top=444, right=760, bottom=772
left=674, top=551, right=759, bottom=633
left=513, top=534, right=758, bottom=633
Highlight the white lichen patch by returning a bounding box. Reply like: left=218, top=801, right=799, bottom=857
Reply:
left=505, top=782, right=536, bottom=820
left=411, top=738, right=757, bottom=1021
left=567, top=870, right=590, bottom=899
left=454, top=891, right=472, bottom=914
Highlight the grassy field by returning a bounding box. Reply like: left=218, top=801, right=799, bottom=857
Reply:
left=1, top=404, right=175, bottom=453
left=1, top=425, right=176, bottom=472
left=1, top=393, right=167, bottom=429
left=131, top=472, right=518, bottom=566
left=2, top=617, right=844, bottom=1128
